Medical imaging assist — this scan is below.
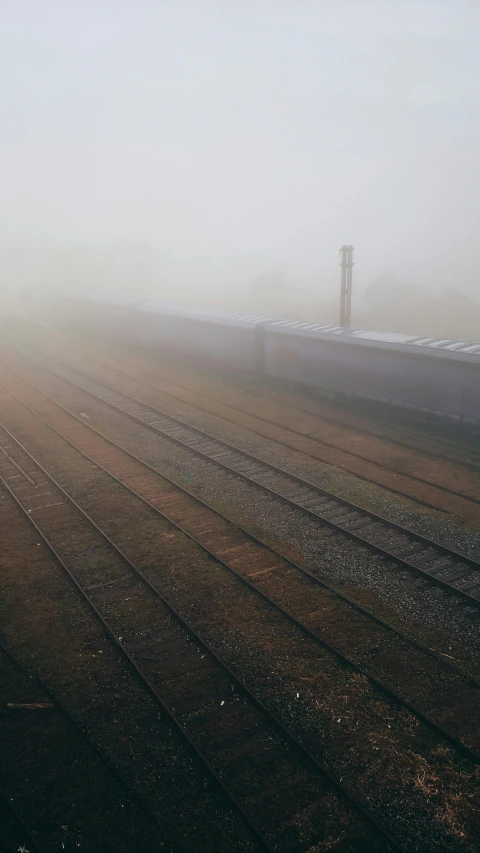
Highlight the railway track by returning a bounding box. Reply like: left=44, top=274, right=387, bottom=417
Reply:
left=57, top=333, right=480, bottom=473
left=0, top=423, right=404, bottom=853
left=182, top=361, right=480, bottom=473
left=75, top=347, right=480, bottom=512
left=13, top=351, right=480, bottom=608
left=1, top=372, right=480, bottom=760
left=278, top=384, right=480, bottom=473
left=0, top=636, right=158, bottom=851
left=1, top=467, right=263, bottom=853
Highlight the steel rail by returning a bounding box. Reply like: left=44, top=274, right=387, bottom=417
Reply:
left=82, top=337, right=480, bottom=472
left=0, top=428, right=407, bottom=853
left=6, top=339, right=447, bottom=514
left=0, top=635, right=157, bottom=822
left=12, top=354, right=480, bottom=608
left=1, top=398, right=479, bottom=768
left=2, top=372, right=479, bottom=695
left=275, top=382, right=480, bottom=472
left=87, top=351, right=480, bottom=504
left=0, top=470, right=274, bottom=853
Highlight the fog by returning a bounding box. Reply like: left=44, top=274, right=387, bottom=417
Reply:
left=1, top=1, right=480, bottom=338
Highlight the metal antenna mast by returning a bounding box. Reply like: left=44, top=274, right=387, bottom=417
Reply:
left=339, top=244, right=354, bottom=326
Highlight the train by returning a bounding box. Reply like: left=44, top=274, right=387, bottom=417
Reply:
left=46, top=294, right=480, bottom=425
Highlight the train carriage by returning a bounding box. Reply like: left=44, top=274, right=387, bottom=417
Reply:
left=47, top=295, right=480, bottom=425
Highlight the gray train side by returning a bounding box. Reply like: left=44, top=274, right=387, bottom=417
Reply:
left=52, top=296, right=480, bottom=425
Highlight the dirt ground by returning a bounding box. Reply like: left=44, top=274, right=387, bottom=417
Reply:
left=1, top=323, right=480, bottom=852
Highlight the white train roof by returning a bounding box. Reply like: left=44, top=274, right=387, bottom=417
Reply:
left=133, top=301, right=480, bottom=360
left=268, top=318, right=480, bottom=357
left=71, top=296, right=480, bottom=362
left=136, top=300, right=274, bottom=327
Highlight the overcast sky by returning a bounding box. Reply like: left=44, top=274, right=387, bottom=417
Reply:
left=1, top=1, right=479, bottom=298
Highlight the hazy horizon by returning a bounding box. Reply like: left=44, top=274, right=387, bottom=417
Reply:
left=1, top=1, right=480, bottom=338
